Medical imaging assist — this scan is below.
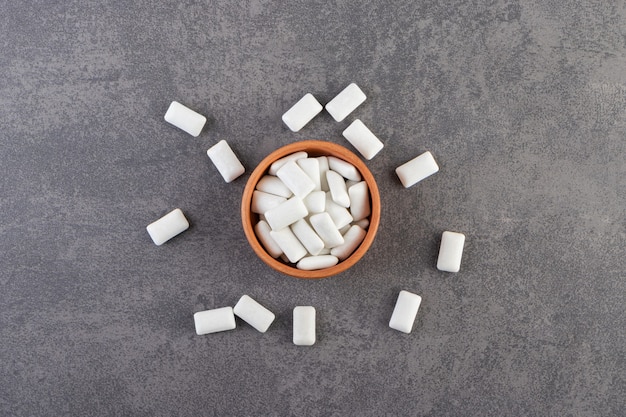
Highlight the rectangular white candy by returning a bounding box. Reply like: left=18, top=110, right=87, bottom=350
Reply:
left=207, top=140, right=245, bottom=183
left=194, top=307, right=236, bottom=335
left=355, top=218, right=370, bottom=229
left=310, top=212, right=344, bottom=248
left=251, top=190, right=286, bottom=214
left=325, top=83, right=366, bottom=122
left=146, top=208, right=189, bottom=246
left=282, top=93, right=323, bottom=132
left=330, top=225, right=367, bottom=261
left=326, top=170, right=350, bottom=208
left=437, top=231, right=466, bottom=272
left=389, top=290, right=422, bottom=334
left=276, top=160, right=316, bottom=199
left=297, top=255, right=339, bottom=270
left=328, top=156, right=361, bottom=181
left=395, top=151, right=439, bottom=188
left=256, top=175, right=293, bottom=198
left=164, top=101, right=207, bottom=137
left=325, top=193, right=353, bottom=229
left=293, top=306, right=316, bottom=346
left=317, top=156, right=330, bottom=191
left=348, top=181, right=370, bottom=221
left=303, top=191, right=326, bottom=214
left=254, top=220, right=283, bottom=258
left=233, top=295, right=276, bottom=333
left=291, top=219, right=325, bottom=256
left=269, top=227, right=308, bottom=263
left=297, top=158, right=321, bottom=191
left=269, top=151, right=307, bottom=175
left=264, top=197, right=308, bottom=230
left=342, top=119, right=384, bottom=160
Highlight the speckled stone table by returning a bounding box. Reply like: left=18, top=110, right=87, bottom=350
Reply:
left=1, top=1, right=624, bottom=416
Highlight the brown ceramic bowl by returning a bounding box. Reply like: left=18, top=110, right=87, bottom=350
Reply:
left=241, top=140, right=380, bottom=279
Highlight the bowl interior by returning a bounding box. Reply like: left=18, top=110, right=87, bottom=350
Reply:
left=241, top=140, right=380, bottom=279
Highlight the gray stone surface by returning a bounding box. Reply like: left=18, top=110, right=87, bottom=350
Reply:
left=1, top=1, right=624, bottom=416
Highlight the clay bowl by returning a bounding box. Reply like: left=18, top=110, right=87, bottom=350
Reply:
left=241, top=140, right=380, bottom=279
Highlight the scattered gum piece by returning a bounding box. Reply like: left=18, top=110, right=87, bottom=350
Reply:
left=389, top=290, right=422, bottom=334
left=395, top=151, right=439, bottom=188
left=437, top=231, right=465, bottom=272
left=293, top=306, right=316, bottom=345
left=206, top=140, right=245, bottom=183
left=146, top=208, right=189, bottom=246
left=233, top=295, right=276, bottom=333
left=325, top=83, right=366, bottom=122
left=342, top=119, right=384, bottom=160
left=194, top=307, right=236, bottom=335
left=282, top=93, right=323, bottom=132
left=164, top=101, right=207, bottom=137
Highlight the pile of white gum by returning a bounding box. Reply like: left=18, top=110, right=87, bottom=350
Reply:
left=147, top=82, right=468, bottom=341
left=254, top=152, right=371, bottom=270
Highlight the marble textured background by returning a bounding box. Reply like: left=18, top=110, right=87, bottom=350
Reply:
left=1, top=1, right=624, bottom=416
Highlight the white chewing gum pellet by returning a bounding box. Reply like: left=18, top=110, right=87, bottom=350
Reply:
left=325, top=193, right=353, bottom=229
left=269, top=151, right=308, bottom=175
left=303, top=191, right=326, bottom=214
left=269, top=228, right=308, bottom=263
left=437, top=231, right=466, bottom=272
left=317, top=156, right=330, bottom=191
left=254, top=220, right=283, bottom=258
left=146, top=208, right=190, bottom=246
left=318, top=247, right=331, bottom=255
left=251, top=190, right=286, bottom=214
left=297, top=255, right=339, bottom=270
left=164, top=101, right=207, bottom=137
left=389, top=290, right=422, bottom=334
left=325, top=83, right=367, bottom=122
left=293, top=306, right=316, bottom=346
left=395, top=151, right=439, bottom=188
left=234, top=295, right=276, bottom=333
left=348, top=181, right=370, bottom=221
left=342, top=119, right=384, bottom=160
left=326, top=170, right=351, bottom=208
left=331, top=225, right=367, bottom=261
left=297, top=158, right=321, bottom=191
left=328, top=156, right=361, bottom=181
left=264, top=197, right=308, bottom=231
left=194, top=307, right=236, bottom=335
left=282, top=93, right=323, bottom=132
left=256, top=175, right=293, bottom=198
left=206, top=140, right=246, bottom=183
left=310, top=212, right=345, bottom=248
left=355, top=218, right=370, bottom=229
left=291, top=219, right=325, bottom=256
left=276, top=160, right=316, bottom=199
